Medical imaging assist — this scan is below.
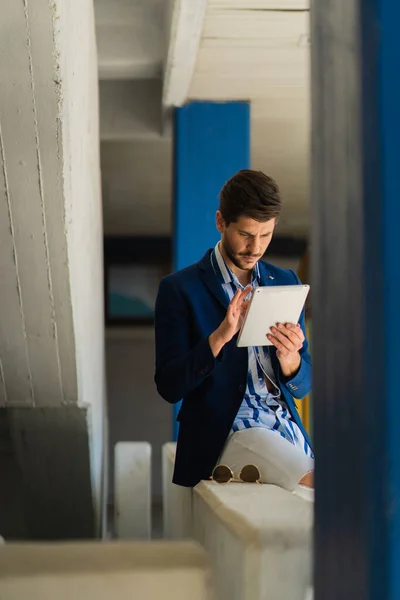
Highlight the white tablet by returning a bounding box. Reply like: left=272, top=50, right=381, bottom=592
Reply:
left=236, top=284, right=310, bottom=347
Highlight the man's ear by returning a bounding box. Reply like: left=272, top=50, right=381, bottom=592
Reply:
left=216, top=210, right=225, bottom=233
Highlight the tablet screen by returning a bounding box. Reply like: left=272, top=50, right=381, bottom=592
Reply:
left=237, top=285, right=309, bottom=347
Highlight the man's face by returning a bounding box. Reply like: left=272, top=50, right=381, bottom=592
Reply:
left=216, top=212, right=276, bottom=272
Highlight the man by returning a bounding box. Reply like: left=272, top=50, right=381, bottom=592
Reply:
left=154, top=170, right=313, bottom=494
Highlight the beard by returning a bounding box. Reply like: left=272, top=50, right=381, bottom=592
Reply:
left=221, top=239, right=261, bottom=271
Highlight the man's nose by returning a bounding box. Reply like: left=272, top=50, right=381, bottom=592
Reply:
left=247, top=238, right=260, bottom=255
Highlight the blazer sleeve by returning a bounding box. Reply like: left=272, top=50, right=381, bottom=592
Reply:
left=154, top=276, right=224, bottom=404
left=279, top=270, right=312, bottom=400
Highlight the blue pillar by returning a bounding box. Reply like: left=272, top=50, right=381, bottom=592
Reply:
left=312, top=1, right=400, bottom=598
left=172, top=101, right=250, bottom=440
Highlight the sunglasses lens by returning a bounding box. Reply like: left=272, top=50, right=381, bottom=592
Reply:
left=212, top=464, right=232, bottom=484
left=240, top=464, right=261, bottom=483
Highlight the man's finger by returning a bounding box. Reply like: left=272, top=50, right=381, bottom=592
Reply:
left=281, top=323, right=304, bottom=343
left=267, top=335, right=290, bottom=354
left=229, top=286, right=252, bottom=313
left=269, top=328, right=294, bottom=352
left=241, top=300, right=250, bottom=315
left=273, top=325, right=299, bottom=346
left=230, top=289, right=242, bottom=309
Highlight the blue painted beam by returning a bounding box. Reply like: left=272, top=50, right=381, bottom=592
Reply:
left=172, top=101, right=250, bottom=440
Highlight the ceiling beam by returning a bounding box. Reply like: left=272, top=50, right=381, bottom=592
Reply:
left=162, top=0, right=207, bottom=110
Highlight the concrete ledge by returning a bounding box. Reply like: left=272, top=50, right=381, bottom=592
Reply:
left=163, top=442, right=313, bottom=600
left=0, top=541, right=213, bottom=600
left=193, top=481, right=312, bottom=600
left=162, top=442, right=193, bottom=539
left=194, top=480, right=312, bottom=548
left=193, top=482, right=313, bottom=600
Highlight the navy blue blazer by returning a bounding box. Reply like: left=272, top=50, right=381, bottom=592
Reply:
left=154, top=249, right=312, bottom=487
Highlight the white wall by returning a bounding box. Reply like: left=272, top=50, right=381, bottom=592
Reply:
left=251, top=97, right=310, bottom=237
left=55, top=0, right=107, bottom=529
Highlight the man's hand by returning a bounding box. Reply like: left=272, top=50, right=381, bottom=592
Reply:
left=209, top=286, right=252, bottom=357
left=267, top=323, right=304, bottom=378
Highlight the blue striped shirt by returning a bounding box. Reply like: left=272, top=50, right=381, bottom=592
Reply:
left=211, top=243, right=313, bottom=457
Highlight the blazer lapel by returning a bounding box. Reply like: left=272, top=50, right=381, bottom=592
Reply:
left=198, top=252, right=277, bottom=310
left=258, top=259, right=277, bottom=288
left=197, top=250, right=229, bottom=310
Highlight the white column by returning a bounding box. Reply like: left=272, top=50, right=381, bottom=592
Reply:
left=114, top=442, right=152, bottom=539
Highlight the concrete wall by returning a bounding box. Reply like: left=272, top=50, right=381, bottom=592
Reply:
left=95, top=0, right=164, bottom=80
left=0, top=0, right=105, bottom=538
left=101, top=138, right=172, bottom=236
left=0, top=0, right=77, bottom=410
left=99, top=80, right=163, bottom=140
left=56, top=0, right=107, bottom=533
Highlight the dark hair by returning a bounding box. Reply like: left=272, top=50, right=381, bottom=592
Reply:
left=219, top=169, right=281, bottom=225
